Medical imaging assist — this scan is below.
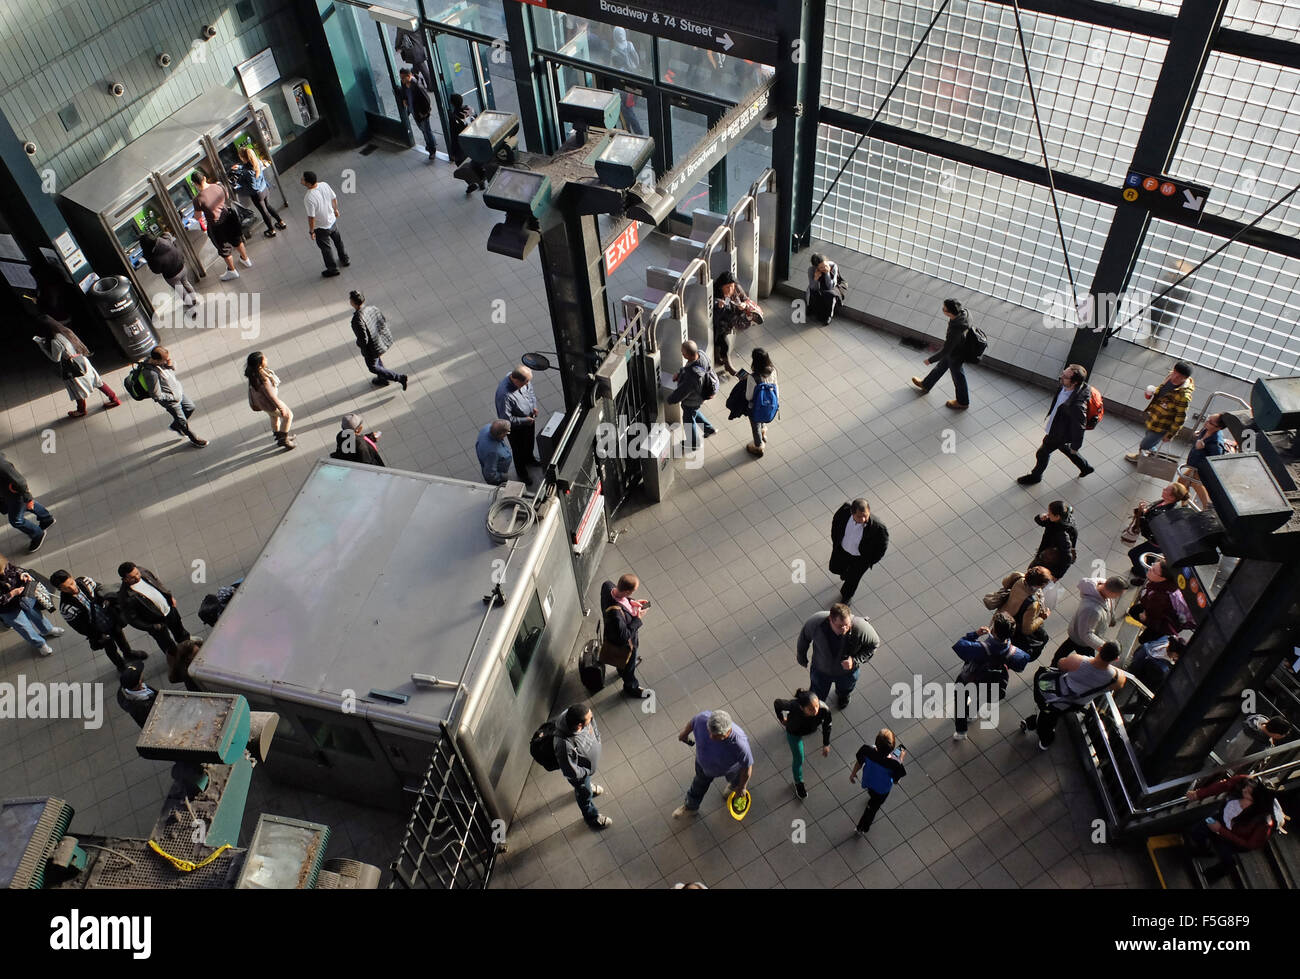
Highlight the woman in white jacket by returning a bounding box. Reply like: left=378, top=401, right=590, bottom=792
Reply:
left=32, top=326, right=121, bottom=417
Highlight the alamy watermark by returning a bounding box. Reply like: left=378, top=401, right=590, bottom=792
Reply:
left=595, top=416, right=705, bottom=469
left=1040, top=288, right=1152, bottom=333
left=151, top=290, right=261, bottom=340
left=891, top=676, right=1000, bottom=730
left=0, top=675, right=103, bottom=730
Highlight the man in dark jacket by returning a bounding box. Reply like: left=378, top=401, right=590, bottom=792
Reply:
left=553, top=704, right=612, bottom=830
left=117, top=563, right=192, bottom=658
left=796, top=603, right=880, bottom=708
left=1017, top=363, right=1095, bottom=484
left=348, top=291, right=408, bottom=389
left=666, top=340, right=715, bottom=450
left=395, top=28, right=433, bottom=90
left=51, top=570, right=147, bottom=671
left=449, top=92, right=486, bottom=193
left=331, top=413, right=386, bottom=467
left=600, top=573, right=650, bottom=698
left=0, top=451, right=55, bottom=553
left=116, top=663, right=158, bottom=729
left=140, top=233, right=197, bottom=307
left=400, top=68, right=438, bottom=162
left=911, top=298, right=970, bottom=409
left=829, top=498, right=889, bottom=603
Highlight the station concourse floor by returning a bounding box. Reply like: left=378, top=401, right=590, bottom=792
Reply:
left=0, top=138, right=1155, bottom=889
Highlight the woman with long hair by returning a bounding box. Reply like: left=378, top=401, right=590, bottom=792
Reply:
left=1187, top=776, right=1285, bottom=881
left=32, top=315, right=120, bottom=417
left=712, top=271, right=761, bottom=377
left=743, top=347, right=778, bottom=457
left=773, top=687, right=831, bottom=800
left=237, top=144, right=286, bottom=237
left=244, top=351, right=295, bottom=449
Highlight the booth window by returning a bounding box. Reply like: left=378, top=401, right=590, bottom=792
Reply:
left=299, top=715, right=375, bottom=759
left=506, top=590, right=547, bottom=694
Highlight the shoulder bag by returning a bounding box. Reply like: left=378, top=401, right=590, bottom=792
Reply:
left=597, top=604, right=634, bottom=669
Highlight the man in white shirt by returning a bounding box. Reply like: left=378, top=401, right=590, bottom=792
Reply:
left=301, top=170, right=350, bottom=278
left=116, top=562, right=193, bottom=657
left=1017, top=364, right=1095, bottom=484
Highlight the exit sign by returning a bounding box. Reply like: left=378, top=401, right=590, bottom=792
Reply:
left=603, top=222, right=641, bottom=275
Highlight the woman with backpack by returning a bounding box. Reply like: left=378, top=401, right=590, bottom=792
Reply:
left=712, top=271, right=761, bottom=377
left=951, top=612, right=1031, bottom=741
left=235, top=144, right=286, bottom=238
left=911, top=298, right=971, bottom=410
left=741, top=347, right=778, bottom=457
left=1031, top=500, right=1078, bottom=583
left=32, top=318, right=120, bottom=417
left=987, top=565, right=1052, bottom=660
left=244, top=351, right=295, bottom=450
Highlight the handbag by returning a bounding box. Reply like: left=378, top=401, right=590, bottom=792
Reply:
left=982, top=587, right=1011, bottom=611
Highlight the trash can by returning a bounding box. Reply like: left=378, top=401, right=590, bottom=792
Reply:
left=90, top=276, right=157, bottom=359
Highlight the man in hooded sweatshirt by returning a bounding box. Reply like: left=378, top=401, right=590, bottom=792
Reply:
left=553, top=704, right=612, bottom=830
left=1052, top=576, right=1128, bottom=664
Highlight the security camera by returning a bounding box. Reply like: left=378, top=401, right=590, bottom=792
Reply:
left=157, top=53, right=172, bottom=68
left=108, top=82, right=125, bottom=97
left=201, top=25, right=217, bottom=40
left=758, top=110, right=779, bottom=133
left=23, top=141, right=37, bottom=156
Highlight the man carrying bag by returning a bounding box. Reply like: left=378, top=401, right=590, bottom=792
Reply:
left=599, top=573, right=651, bottom=699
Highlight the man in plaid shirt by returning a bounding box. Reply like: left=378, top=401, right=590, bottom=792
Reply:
left=1126, top=362, right=1195, bottom=463
left=348, top=290, right=409, bottom=390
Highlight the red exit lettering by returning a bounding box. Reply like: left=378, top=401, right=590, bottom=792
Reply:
left=604, top=222, right=640, bottom=275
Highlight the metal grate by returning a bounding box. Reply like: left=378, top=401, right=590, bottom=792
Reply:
left=821, top=0, right=1168, bottom=184
left=812, top=127, right=1115, bottom=312
left=85, top=838, right=243, bottom=889
left=1170, top=51, right=1300, bottom=238
left=389, top=723, right=498, bottom=889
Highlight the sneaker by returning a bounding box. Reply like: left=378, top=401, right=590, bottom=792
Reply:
left=1016, top=474, right=1041, bottom=485
left=622, top=686, right=650, bottom=699
left=1120, top=532, right=1139, bottom=544
left=340, top=258, right=351, bottom=268
left=400, top=375, right=409, bottom=392
left=952, top=731, right=968, bottom=741
left=239, top=257, right=253, bottom=268
left=43, top=627, right=65, bottom=638
left=592, top=784, right=605, bottom=797
left=371, top=378, right=390, bottom=386
left=27, top=534, right=44, bottom=553
left=746, top=443, right=764, bottom=457
left=794, top=781, right=807, bottom=800
left=322, top=268, right=341, bottom=278
left=590, top=815, right=612, bottom=829
left=1124, top=451, right=1142, bottom=463
left=189, top=437, right=209, bottom=447
left=945, top=400, right=969, bottom=410
left=1077, top=465, right=1095, bottom=477
left=855, top=829, right=868, bottom=839
left=703, top=428, right=717, bottom=439
left=220, top=269, right=239, bottom=281
left=910, top=377, right=927, bottom=391
left=38, top=516, right=55, bottom=530
left=672, top=805, right=699, bottom=819
left=38, top=644, right=53, bottom=657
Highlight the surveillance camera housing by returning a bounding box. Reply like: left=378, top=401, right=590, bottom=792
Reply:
left=157, top=53, right=172, bottom=68
left=202, top=25, right=217, bottom=40
left=23, top=141, right=37, bottom=156
left=624, top=186, right=675, bottom=226
left=108, top=82, right=125, bottom=97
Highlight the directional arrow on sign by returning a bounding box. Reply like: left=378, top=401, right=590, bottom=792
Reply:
left=718, top=32, right=734, bottom=51
left=1183, top=189, right=1204, bottom=210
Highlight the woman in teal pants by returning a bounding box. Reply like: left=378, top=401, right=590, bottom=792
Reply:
left=774, top=689, right=832, bottom=800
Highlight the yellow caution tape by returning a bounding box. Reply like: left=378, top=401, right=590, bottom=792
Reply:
left=147, top=839, right=231, bottom=872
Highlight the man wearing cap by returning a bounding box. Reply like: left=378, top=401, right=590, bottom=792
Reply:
left=116, top=664, right=158, bottom=729
left=331, top=414, right=386, bottom=467
left=1126, top=362, right=1195, bottom=463
left=672, top=709, right=754, bottom=818
left=476, top=419, right=513, bottom=485
left=494, top=366, right=541, bottom=485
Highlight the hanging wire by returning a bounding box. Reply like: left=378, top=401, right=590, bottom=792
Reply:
left=803, top=0, right=954, bottom=239
left=1104, top=178, right=1300, bottom=340
left=1010, top=0, right=1077, bottom=303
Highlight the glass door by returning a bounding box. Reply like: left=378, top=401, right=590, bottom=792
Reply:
left=666, top=96, right=728, bottom=219
left=426, top=30, right=488, bottom=159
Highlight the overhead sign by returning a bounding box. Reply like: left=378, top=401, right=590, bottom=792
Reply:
left=603, top=221, right=641, bottom=274
left=536, top=0, right=780, bottom=65
left=1120, top=171, right=1210, bottom=224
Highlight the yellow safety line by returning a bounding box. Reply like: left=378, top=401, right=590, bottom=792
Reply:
left=148, top=839, right=231, bottom=872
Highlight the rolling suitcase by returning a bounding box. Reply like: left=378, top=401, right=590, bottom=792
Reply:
left=579, top=638, right=606, bottom=693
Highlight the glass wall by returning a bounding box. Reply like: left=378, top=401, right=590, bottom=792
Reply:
left=532, top=9, right=654, bottom=78
left=427, top=0, right=507, bottom=39
left=1224, top=0, right=1300, bottom=41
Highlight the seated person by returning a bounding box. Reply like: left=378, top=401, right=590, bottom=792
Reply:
left=1122, top=482, right=1190, bottom=580
left=1185, top=776, right=1285, bottom=882
left=1129, top=634, right=1185, bottom=693
left=1181, top=412, right=1232, bottom=506
left=805, top=253, right=844, bottom=325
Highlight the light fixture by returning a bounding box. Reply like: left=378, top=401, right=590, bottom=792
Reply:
left=487, top=213, right=541, bottom=261
left=759, top=108, right=779, bottom=133
left=156, top=53, right=172, bottom=68
left=483, top=167, right=552, bottom=218
left=594, top=133, right=654, bottom=189
left=202, top=24, right=217, bottom=40
left=367, top=4, right=418, bottom=29
left=23, top=141, right=36, bottom=155
left=558, top=86, right=620, bottom=131
left=460, top=110, right=519, bottom=164
left=1202, top=453, right=1293, bottom=537
left=521, top=351, right=558, bottom=371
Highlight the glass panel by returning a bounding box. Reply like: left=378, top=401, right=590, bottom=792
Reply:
left=670, top=104, right=714, bottom=213
left=506, top=591, right=547, bottom=694
left=821, top=0, right=1167, bottom=184
left=727, top=126, right=772, bottom=207
left=812, top=126, right=1115, bottom=311
left=428, top=0, right=507, bottom=40
left=658, top=38, right=772, bottom=104
left=1224, top=0, right=1300, bottom=41
left=1093, top=0, right=1182, bottom=12
left=1124, top=219, right=1300, bottom=381
left=531, top=8, right=653, bottom=78
left=436, top=33, right=483, bottom=112
left=1170, top=52, right=1300, bottom=238
left=353, top=14, right=402, bottom=123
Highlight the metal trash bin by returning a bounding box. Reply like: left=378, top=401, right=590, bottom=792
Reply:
left=90, top=275, right=157, bottom=359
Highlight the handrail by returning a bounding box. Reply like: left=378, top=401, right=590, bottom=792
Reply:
left=1188, top=391, right=1252, bottom=433
left=749, top=168, right=776, bottom=199
left=728, top=194, right=757, bottom=227
left=621, top=293, right=683, bottom=355
left=701, top=224, right=735, bottom=280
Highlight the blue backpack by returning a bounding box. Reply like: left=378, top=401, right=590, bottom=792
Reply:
left=751, top=379, right=779, bottom=423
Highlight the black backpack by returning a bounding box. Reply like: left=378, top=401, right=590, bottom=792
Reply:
left=961, top=325, right=989, bottom=363
left=696, top=361, right=720, bottom=401
left=529, top=721, right=561, bottom=771
left=958, top=641, right=1010, bottom=700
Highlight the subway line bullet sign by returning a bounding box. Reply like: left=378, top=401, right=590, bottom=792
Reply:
left=1121, top=171, right=1210, bottom=224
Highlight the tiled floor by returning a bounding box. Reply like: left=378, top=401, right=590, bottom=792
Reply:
left=2, top=136, right=1156, bottom=887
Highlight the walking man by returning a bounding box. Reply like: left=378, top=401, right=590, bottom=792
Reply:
left=117, top=563, right=193, bottom=658
left=399, top=68, right=438, bottom=162
left=1017, top=364, right=1094, bottom=484
left=1052, top=575, right=1128, bottom=664
left=0, top=451, right=55, bottom=553
left=774, top=688, right=832, bottom=800
left=796, top=602, right=880, bottom=709
left=1126, top=363, right=1195, bottom=463
left=302, top=171, right=349, bottom=277
left=348, top=291, right=408, bottom=389
left=476, top=419, right=513, bottom=485
left=495, top=366, right=541, bottom=485
left=600, top=573, right=651, bottom=699
left=139, top=347, right=208, bottom=447
left=192, top=171, right=252, bottom=282
left=828, top=498, right=889, bottom=603
left=553, top=704, right=613, bottom=830
left=910, top=298, right=971, bottom=409
left=666, top=340, right=716, bottom=449
left=672, top=709, right=754, bottom=819
left=51, top=569, right=147, bottom=671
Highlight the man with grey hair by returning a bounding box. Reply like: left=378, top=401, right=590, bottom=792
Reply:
left=672, top=709, right=754, bottom=818
left=494, top=365, right=541, bottom=485
left=476, top=419, right=513, bottom=485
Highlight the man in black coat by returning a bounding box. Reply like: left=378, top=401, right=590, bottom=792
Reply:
left=911, top=298, right=971, bottom=409
left=51, top=570, right=147, bottom=671
left=116, top=663, right=158, bottom=729
left=331, top=413, right=386, bottom=467
left=829, top=499, right=889, bottom=603
left=117, top=562, right=193, bottom=657
left=1018, top=364, right=1095, bottom=484
left=400, top=68, right=437, bottom=162
left=599, top=573, right=651, bottom=699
